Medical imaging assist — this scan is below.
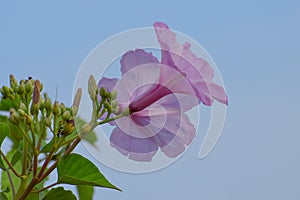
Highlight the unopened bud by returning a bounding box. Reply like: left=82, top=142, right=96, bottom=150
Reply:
left=30, top=103, right=39, bottom=115
left=62, top=119, right=75, bottom=135
left=45, top=117, right=52, bottom=127
left=88, top=75, right=97, bottom=100
left=111, top=100, right=118, bottom=109
left=39, top=98, right=44, bottom=110
left=25, top=115, right=33, bottom=125
left=25, top=80, right=33, bottom=93
left=18, top=81, right=25, bottom=95
left=39, top=83, right=44, bottom=92
left=9, top=109, right=20, bottom=125
left=44, top=97, right=52, bottom=112
left=32, top=80, right=40, bottom=104
left=72, top=88, right=82, bottom=116
left=18, top=109, right=26, bottom=117
left=9, top=74, right=18, bottom=91
left=20, top=103, right=27, bottom=112
left=111, top=90, right=118, bottom=100
left=2, top=86, right=11, bottom=96
left=80, top=123, right=93, bottom=135
left=99, top=87, right=106, bottom=98
left=60, top=103, right=66, bottom=114
left=62, top=111, right=71, bottom=120
left=113, top=105, right=120, bottom=115
left=53, top=101, right=61, bottom=116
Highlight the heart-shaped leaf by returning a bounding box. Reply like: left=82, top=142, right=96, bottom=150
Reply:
left=42, top=187, right=76, bottom=200
left=57, top=153, right=121, bottom=191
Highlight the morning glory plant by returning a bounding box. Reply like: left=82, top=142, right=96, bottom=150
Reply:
left=0, top=22, right=228, bottom=199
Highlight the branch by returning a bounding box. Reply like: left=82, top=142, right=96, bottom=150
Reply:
left=0, top=150, right=21, bottom=178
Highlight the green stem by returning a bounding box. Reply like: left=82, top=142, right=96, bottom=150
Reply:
left=29, top=124, right=38, bottom=177
left=0, top=150, right=21, bottom=178
left=15, top=127, right=29, bottom=200
left=6, top=170, right=16, bottom=197
left=32, top=182, right=59, bottom=193
left=18, top=126, right=32, bottom=146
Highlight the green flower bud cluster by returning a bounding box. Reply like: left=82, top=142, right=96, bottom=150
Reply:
left=98, top=87, right=120, bottom=118
left=1, top=75, right=79, bottom=140
left=86, top=75, right=119, bottom=123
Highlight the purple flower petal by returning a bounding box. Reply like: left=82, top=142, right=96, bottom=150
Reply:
left=110, top=127, right=158, bottom=162
left=154, top=22, right=228, bottom=105
left=120, top=49, right=159, bottom=75
left=98, top=77, right=119, bottom=93
left=111, top=91, right=196, bottom=161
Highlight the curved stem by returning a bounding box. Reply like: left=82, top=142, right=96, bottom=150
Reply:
left=0, top=150, right=21, bottom=178
left=32, top=182, right=59, bottom=193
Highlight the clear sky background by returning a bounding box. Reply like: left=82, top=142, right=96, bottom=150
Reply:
left=1, top=1, right=300, bottom=199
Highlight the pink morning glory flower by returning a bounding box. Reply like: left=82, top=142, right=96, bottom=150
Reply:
left=98, top=22, right=228, bottom=162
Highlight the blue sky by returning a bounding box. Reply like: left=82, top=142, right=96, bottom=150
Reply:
left=1, top=1, right=300, bottom=199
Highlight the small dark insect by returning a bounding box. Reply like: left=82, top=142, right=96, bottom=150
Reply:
left=57, top=126, right=63, bottom=137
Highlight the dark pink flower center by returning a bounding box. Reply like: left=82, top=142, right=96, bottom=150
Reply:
left=129, top=84, right=172, bottom=113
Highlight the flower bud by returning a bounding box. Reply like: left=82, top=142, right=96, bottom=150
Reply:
left=62, top=119, right=75, bottom=135
left=25, top=115, right=33, bottom=125
left=60, top=103, right=66, bottom=114
left=39, top=98, right=44, bottom=110
left=39, top=83, right=44, bottom=92
left=80, top=123, right=93, bottom=135
left=25, top=80, right=33, bottom=93
left=111, top=90, right=118, bottom=100
left=32, top=80, right=40, bottom=104
left=62, top=111, right=71, bottom=120
left=2, top=86, right=11, bottom=96
left=44, top=96, right=52, bottom=112
left=9, top=109, right=20, bottom=125
left=45, top=117, right=52, bottom=127
left=99, top=87, right=106, bottom=98
left=113, top=105, right=120, bottom=115
left=88, top=75, right=97, bottom=100
left=20, top=103, right=27, bottom=112
left=9, top=74, right=18, bottom=91
left=111, top=100, right=118, bottom=109
left=18, top=80, right=25, bottom=95
left=72, top=88, right=82, bottom=116
left=18, top=109, right=26, bottom=117
left=30, top=103, right=39, bottom=115
left=52, top=101, right=61, bottom=116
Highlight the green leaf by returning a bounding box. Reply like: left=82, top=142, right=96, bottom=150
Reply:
left=0, top=122, right=9, bottom=147
left=10, top=150, right=22, bottom=166
left=0, top=115, right=8, bottom=124
left=75, top=117, right=97, bottom=146
left=0, top=98, right=17, bottom=111
left=77, top=185, right=94, bottom=200
left=0, top=193, right=8, bottom=200
left=1, top=150, right=21, bottom=199
left=0, top=187, right=10, bottom=199
left=57, top=153, right=121, bottom=191
left=41, top=139, right=55, bottom=153
left=26, top=193, right=39, bottom=200
left=42, top=187, right=76, bottom=200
